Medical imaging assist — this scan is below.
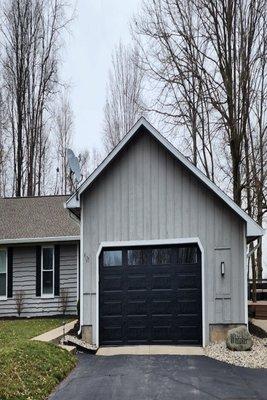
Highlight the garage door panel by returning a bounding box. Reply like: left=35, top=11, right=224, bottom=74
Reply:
left=151, top=298, right=173, bottom=314
left=176, top=300, right=200, bottom=314
left=101, top=300, right=123, bottom=316
left=151, top=325, right=173, bottom=342
left=99, top=244, right=202, bottom=346
left=126, top=318, right=150, bottom=342
left=151, top=273, right=173, bottom=290
left=101, top=326, right=123, bottom=344
left=175, top=264, right=200, bottom=273
left=176, top=326, right=202, bottom=341
left=176, top=274, right=200, bottom=289
left=101, top=275, right=123, bottom=291
left=126, top=299, right=149, bottom=315
left=126, top=273, right=148, bottom=290
left=176, top=315, right=201, bottom=326
left=176, top=288, right=201, bottom=301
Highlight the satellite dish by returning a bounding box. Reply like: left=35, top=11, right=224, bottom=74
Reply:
left=67, top=148, right=82, bottom=183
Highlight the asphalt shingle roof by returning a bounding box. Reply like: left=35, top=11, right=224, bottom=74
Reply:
left=0, top=195, right=79, bottom=242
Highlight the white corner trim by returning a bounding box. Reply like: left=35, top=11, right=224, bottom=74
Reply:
left=78, top=198, right=84, bottom=336
left=66, top=117, right=264, bottom=238
left=0, top=236, right=80, bottom=245
left=244, top=225, right=248, bottom=325
left=95, top=237, right=206, bottom=348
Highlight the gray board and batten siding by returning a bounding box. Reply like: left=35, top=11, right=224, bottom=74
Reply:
left=81, top=129, right=246, bottom=346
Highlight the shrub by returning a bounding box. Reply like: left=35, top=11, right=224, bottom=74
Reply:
left=15, top=290, right=25, bottom=316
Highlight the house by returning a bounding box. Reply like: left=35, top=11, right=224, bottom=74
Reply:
left=0, top=195, right=79, bottom=317
left=66, top=117, right=264, bottom=347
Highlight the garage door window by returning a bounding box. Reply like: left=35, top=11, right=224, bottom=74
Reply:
left=177, top=247, right=198, bottom=264
left=152, top=248, right=172, bottom=265
left=128, top=249, right=148, bottom=265
left=103, top=250, right=122, bottom=266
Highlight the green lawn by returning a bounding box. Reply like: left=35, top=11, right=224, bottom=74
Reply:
left=0, top=318, right=77, bottom=400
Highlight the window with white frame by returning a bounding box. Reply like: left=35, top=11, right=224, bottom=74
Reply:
left=0, top=249, right=7, bottom=297
left=42, top=246, right=54, bottom=296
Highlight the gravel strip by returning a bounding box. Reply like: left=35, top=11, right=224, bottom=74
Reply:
left=205, top=336, right=267, bottom=369
left=62, top=334, right=97, bottom=351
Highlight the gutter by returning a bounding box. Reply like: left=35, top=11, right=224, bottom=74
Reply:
left=0, top=235, right=80, bottom=245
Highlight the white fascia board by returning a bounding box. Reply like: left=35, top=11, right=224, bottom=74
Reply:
left=0, top=235, right=80, bottom=245
left=64, top=196, right=80, bottom=209
left=66, top=117, right=264, bottom=238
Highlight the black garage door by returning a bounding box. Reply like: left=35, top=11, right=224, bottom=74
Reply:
left=99, top=244, right=202, bottom=346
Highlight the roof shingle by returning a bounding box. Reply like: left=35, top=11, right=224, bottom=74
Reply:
left=0, top=195, right=79, bottom=242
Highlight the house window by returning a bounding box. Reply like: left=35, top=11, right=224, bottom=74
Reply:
left=42, top=246, right=54, bottom=296
left=0, top=249, right=7, bottom=298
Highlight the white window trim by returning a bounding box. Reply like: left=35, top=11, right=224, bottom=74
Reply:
left=0, top=248, right=7, bottom=300
left=41, top=245, right=55, bottom=299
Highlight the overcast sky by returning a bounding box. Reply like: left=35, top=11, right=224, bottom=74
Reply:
left=62, top=0, right=141, bottom=154
left=62, top=0, right=266, bottom=275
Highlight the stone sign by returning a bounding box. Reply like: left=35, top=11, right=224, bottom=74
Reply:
left=226, top=326, right=253, bottom=351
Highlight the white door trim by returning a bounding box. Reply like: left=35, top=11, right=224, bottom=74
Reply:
left=95, top=237, right=205, bottom=348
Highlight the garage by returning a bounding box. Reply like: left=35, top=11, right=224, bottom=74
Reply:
left=99, top=244, right=202, bottom=346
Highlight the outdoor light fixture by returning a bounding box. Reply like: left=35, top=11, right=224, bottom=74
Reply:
left=221, top=261, right=225, bottom=276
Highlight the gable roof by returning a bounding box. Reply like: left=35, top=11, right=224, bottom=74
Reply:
left=0, top=195, right=80, bottom=244
left=66, top=117, right=264, bottom=239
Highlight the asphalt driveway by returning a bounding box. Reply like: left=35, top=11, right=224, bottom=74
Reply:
left=49, top=353, right=267, bottom=400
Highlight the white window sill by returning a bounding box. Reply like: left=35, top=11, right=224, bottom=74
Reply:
left=0, top=296, right=7, bottom=301
left=41, top=295, right=54, bottom=299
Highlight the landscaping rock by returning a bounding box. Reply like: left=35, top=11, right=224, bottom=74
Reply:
left=226, top=326, right=253, bottom=351
left=205, top=335, right=267, bottom=368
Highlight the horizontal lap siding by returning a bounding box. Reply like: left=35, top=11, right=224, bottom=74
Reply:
left=0, top=244, right=78, bottom=317
left=82, top=132, right=246, bottom=346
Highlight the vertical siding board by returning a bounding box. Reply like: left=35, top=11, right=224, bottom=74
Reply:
left=143, top=135, right=151, bottom=238
left=126, top=148, right=130, bottom=240
left=113, top=161, right=121, bottom=241
left=128, top=141, right=135, bottom=240
left=173, top=159, right=182, bottom=236
left=150, top=139, right=159, bottom=239
left=182, top=172, right=190, bottom=236
left=135, top=136, right=144, bottom=239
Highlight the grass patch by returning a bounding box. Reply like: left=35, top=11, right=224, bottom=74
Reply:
left=0, top=318, right=77, bottom=400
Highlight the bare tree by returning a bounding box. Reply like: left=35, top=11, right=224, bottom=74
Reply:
left=133, top=1, right=216, bottom=180
left=133, top=0, right=267, bottom=207
left=1, top=0, right=71, bottom=197
left=54, top=91, right=73, bottom=195
left=0, top=91, right=9, bottom=196
left=133, top=0, right=267, bottom=288
left=103, top=42, right=145, bottom=153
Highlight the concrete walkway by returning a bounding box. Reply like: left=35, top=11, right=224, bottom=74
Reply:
left=31, top=320, right=77, bottom=342
left=96, top=345, right=204, bottom=356
left=31, top=319, right=77, bottom=353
